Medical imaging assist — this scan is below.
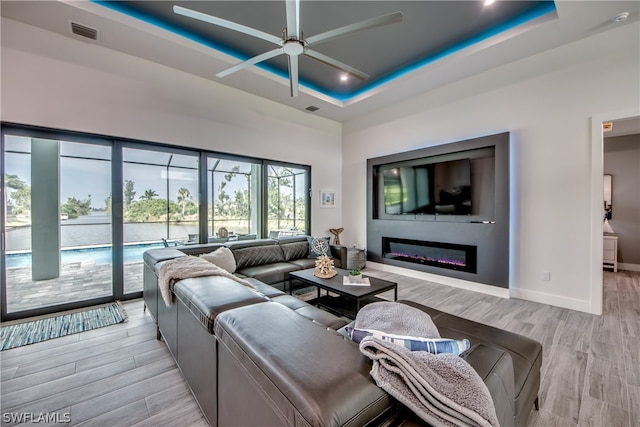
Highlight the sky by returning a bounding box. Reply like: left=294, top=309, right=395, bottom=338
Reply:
left=4, top=136, right=199, bottom=209
left=4, top=135, right=301, bottom=211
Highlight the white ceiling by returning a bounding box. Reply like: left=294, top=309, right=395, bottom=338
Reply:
left=2, top=0, right=639, bottom=122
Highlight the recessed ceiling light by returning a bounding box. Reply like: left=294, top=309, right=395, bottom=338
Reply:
left=484, top=0, right=496, bottom=6
left=340, top=74, right=349, bottom=82
left=612, top=12, right=629, bottom=23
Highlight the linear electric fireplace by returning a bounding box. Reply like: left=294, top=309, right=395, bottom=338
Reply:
left=382, top=237, right=477, bottom=274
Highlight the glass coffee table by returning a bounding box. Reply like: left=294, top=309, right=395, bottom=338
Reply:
left=288, top=268, right=398, bottom=319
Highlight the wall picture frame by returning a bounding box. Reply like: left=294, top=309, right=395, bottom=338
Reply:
left=320, top=189, right=336, bottom=208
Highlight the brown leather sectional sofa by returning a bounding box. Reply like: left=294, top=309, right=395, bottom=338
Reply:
left=143, top=238, right=542, bottom=426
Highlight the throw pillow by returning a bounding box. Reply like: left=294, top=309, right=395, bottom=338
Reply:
left=307, top=236, right=331, bottom=258
left=346, top=326, right=470, bottom=356
left=199, top=246, right=236, bottom=273
left=354, top=301, right=440, bottom=339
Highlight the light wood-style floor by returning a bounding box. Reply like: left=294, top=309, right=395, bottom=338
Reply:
left=0, top=300, right=209, bottom=427
left=1, top=270, right=638, bottom=426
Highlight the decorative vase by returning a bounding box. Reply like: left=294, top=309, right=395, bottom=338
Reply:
left=349, top=274, right=362, bottom=283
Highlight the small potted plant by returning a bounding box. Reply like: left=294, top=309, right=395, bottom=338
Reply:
left=349, top=268, right=362, bottom=283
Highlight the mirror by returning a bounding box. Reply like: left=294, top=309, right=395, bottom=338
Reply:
left=604, top=174, right=612, bottom=219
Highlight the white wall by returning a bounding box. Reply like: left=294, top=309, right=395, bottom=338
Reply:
left=342, top=23, right=640, bottom=313
left=0, top=18, right=343, bottom=237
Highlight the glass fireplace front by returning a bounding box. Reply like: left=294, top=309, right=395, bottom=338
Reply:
left=382, top=237, right=477, bottom=273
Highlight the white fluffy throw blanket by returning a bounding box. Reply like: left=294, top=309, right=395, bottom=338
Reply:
left=157, top=256, right=256, bottom=306
left=357, top=303, right=499, bottom=427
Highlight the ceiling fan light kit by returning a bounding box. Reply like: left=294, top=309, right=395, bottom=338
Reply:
left=282, top=40, right=304, bottom=56
left=173, top=0, right=403, bottom=97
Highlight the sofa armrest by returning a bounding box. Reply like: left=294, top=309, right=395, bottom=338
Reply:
left=215, top=302, right=395, bottom=426
left=462, top=344, right=515, bottom=427
left=143, top=248, right=186, bottom=269
left=330, top=244, right=347, bottom=268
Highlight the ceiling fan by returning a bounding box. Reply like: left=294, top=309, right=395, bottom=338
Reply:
left=173, top=1, right=403, bottom=97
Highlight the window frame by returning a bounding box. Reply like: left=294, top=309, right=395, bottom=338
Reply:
left=1, top=122, right=311, bottom=321
left=263, top=160, right=311, bottom=238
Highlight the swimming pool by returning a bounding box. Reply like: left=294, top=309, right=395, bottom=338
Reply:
left=5, top=242, right=165, bottom=269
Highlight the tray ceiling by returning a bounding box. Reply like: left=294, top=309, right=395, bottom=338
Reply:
left=96, top=1, right=555, bottom=100
left=2, top=1, right=638, bottom=121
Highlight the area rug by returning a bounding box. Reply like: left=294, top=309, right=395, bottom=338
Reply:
left=0, top=302, right=127, bottom=351
left=292, top=285, right=317, bottom=302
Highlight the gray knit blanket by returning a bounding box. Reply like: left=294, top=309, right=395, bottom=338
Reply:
left=157, top=256, right=256, bottom=306
left=356, top=302, right=499, bottom=427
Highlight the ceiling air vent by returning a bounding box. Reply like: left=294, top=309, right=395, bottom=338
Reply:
left=69, top=21, right=99, bottom=41
left=305, top=106, right=319, bottom=112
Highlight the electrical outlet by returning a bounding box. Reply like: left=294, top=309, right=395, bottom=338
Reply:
left=542, top=271, right=551, bottom=281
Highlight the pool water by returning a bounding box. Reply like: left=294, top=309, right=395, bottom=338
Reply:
left=5, top=243, right=165, bottom=269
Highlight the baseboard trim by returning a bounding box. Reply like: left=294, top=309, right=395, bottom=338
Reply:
left=365, top=261, right=510, bottom=299
left=365, top=262, right=599, bottom=313
left=509, top=288, right=593, bottom=313
left=619, top=263, right=640, bottom=272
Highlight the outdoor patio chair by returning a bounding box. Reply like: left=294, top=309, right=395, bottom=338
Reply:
left=238, top=234, right=257, bottom=240
left=208, top=237, right=229, bottom=243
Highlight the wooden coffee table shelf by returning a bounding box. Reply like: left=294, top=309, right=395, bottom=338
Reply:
left=288, top=268, right=397, bottom=319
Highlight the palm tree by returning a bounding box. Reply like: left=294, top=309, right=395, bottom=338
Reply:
left=4, top=173, right=26, bottom=190
left=141, top=189, right=159, bottom=201
left=123, top=180, right=136, bottom=211
left=176, top=188, right=192, bottom=216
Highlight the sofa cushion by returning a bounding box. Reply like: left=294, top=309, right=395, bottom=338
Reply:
left=399, top=300, right=542, bottom=426
left=280, top=240, right=309, bottom=261
left=244, top=279, right=287, bottom=298
left=215, top=302, right=394, bottom=427
left=236, top=262, right=300, bottom=285
left=199, top=246, right=236, bottom=273
left=232, top=244, right=285, bottom=269
left=174, top=276, right=268, bottom=333
left=288, top=257, right=317, bottom=270
left=432, top=314, right=540, bottom=402
left=271, top=295, right=349, bottom=330
left=462, top=344, right=515, bottom=427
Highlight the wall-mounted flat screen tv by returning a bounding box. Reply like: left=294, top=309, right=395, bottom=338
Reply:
left=382, top=158, right=471, bottom=215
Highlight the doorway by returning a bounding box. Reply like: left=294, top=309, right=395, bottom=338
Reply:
left=590, top=110, right=640, bottom=315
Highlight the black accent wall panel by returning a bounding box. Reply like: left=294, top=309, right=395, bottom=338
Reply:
left=366, top=132, right=510, bottom=288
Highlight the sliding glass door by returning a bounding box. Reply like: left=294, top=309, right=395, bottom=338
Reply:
left=207, top=157, right=260, bottom=242
left=122, top=146, right=199, bottom=294
left=2, top=135, right=113, bottom=318
left=1, top=125, right=311, bottom=321
left=266, top=163, right=310, bottom=238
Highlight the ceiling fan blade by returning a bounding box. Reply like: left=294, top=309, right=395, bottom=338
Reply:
left=288, top=55, right=299, bottom=97
left=305, top=11, right=403, bottom=46
left=173, top=5, right=282, bottom=45
left=285, top=0, right=300, bottom=39
left=216, top=48, right=283, bottom=78
left=304, top=49, right=369, bottom=80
